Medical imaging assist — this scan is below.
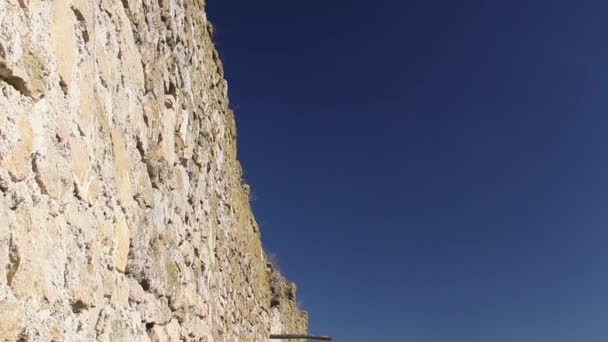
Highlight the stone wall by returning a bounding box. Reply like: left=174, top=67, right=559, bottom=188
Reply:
left=0, top=0, right=307, bottom=340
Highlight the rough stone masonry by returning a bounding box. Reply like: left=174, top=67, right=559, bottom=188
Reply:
left=0, top=0, right=307, bottom=340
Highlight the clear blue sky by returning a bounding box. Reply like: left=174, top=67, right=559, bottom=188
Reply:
left=207, top=1, right=608, bottom=341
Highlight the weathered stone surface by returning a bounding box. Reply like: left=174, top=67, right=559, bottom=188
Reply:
left=111, top=128, right=134, bottom=210
left=0, top=119, right=33, bottom=181
left=33, top=142, right=72, bottom=200
left=0, top=14, right=48, bottom=99
left=0, top=0, right=307, bottom=340
left=149, top=319, right=180, bottom=342
left=0, top=197, right=10, bottom=291
left=139, top=293, right=171, bottom=324
left=0, top=301, right=25, bottom=341
left=51, top=0, right=77, bottom=90
left=70, top=135, right=96, bottom=202
left=114, top=211, right=130, bottom=273
left=9, top=206, right=64, bottom=304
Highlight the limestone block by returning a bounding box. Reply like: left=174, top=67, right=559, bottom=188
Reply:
left=114, top=211, right=130, bottom=272
left=139, top=293, right=171, bottom=324
left=174, top=165, right=190, bottom=194
left=162, top=102, right=176, bottom=166
left=111, top=128, right=133, bottom=209
left=115, top=9, right=144, bottom=92
left=112, top=275, right=130, bottom=307
left=0, top=35, right=47, bottom=98
left=180, top=315, right=211, bottom=341
left=72, top=0, right=95, bottom=40
left=33, top=142, right=72, bottom=200
left=94, top=36, right=119, bottom=90
left=100, top=270, right=129, bottom=308
left=75, top=59, right=102, bottom=135
left=134, top=164, right=154, bottom=208
left=0, top=207, right=10, bottom=291
left=64, top=202, right=94, bottom=244
left=10, top=208, right=61, bottom=304
left=51, top=0, right=77, bottom=90
left=0, top=301, right=25, bottom=341
left=70, top=275, right=93, bottom=311
left=176, top=110, right=192, bottom=161
left=165, top=320, right=181, bottom=341
left=69, top=136, right=94, bottom=201
left=127, top=277, right=145, bottom=303
left=67, top=257, right=102, bottom=312
left=0, top=119, right=33, bottom=181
